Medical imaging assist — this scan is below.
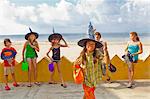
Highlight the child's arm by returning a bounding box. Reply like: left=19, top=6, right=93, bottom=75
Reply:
left=47, top=47, right=53, bottom=61
left=74, top=56, right=82, bottom=66
left=22, top=42, right=27, bottom=61
left=29, top=41, right=39, bottom=52
left=125, top=42, right=129, bottom=52
left=34, top=41, right=40, bottom=52
left=60, top=37, right=68, bottom=47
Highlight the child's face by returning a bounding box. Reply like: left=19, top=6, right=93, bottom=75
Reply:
left=29, top=34, right=36, bottom=41
left=86, top=41, right=96, bottom=52
left=95, top=34, right=101, bottom=41
left=5, top=41, right=11, bottom=47
left=130, top=34, right=136, bottom=41
left=52, top=38, right=60, bottom=44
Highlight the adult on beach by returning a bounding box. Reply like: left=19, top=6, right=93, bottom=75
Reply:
left=74, top=36, right=103, bottom=99
left=22, top=28, right=40, bottom=87
left=95, top=32, right=112, bottom=83
left=125, top=32, right=143, bottom=88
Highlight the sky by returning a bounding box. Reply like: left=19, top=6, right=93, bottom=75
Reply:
left=0, top=0, right=150, bottom=35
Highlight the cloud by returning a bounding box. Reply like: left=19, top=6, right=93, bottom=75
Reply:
left=0, top=0, right=27, bottom=34
left=0, top=0, right=150, bottom=35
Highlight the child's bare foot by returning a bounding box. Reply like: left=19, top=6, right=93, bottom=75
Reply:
left=27, top=84, right=32, bottom=87
left=34, top=82, right=41, bottom=86
left=127, top=83, right=132, bottom=88
left=106, top=77, right=112, bottom=83
left=48, top=81, right=57, bottom=84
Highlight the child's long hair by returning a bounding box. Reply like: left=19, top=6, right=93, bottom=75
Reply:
left=80, top=42, right=98, bottom=65
left=28, top=35, right=36, bottom=44
left=28, top=35, right=38, bottom=47
left=130, top=32, right=140, bottom=41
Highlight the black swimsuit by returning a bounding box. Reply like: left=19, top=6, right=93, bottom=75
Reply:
left=52, top=47, right=60, bottom=62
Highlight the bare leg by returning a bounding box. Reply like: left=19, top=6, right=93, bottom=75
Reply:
left=56, top=62, right=64, bottom=83
left=11, top=73, right=19, bottom=87
left=4, top=75, right=8, bottom=86
left=131, top=63, right=134, bottom=83
left=105, top=64, right=111, bottom=83
left=32, top=58, right=38, bottom=82
left=27, top=59, right=32, bottom=87
left=49, top=62, right=55, bottom=84
left=127, top=63, right=134, bottom=88
left=11, top=73, right=17, bottom=83
left=56, top=61, right=67, bottom=88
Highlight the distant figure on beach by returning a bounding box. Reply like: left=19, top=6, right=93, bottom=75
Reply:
left=88, top=22, right=96, bottom=39
left=1, top=38, right=19, bottom=90
left=124, top=32, right=143, bottom=88
left=74, top=36, right=103, bottom=99
left=47, top=33, right=68, bottom=88
left=22, top=28, right=40, bottom=87
left=95, top=32, right=112, bottom=83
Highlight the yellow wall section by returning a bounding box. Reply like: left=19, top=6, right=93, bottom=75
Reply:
left=0, top=55, right=150, bottom=82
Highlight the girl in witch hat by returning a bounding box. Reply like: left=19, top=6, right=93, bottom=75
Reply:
left=74, top=35, right=103, bottom=99
left=22, top=27, right=40, bottom=87
left=47, top=31, right=68, bottom=88
left=1, top=38, right=19, bottom=90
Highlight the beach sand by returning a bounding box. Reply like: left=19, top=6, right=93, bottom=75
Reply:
left=0, top=41, right=149, bottom=63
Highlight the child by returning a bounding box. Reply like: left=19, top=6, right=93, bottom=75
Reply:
left=1, top=38, right=19, bottom=90
left=74, top=37, right=103, bottom=99
left=22, top=28, right=40, bottom=87
left=125, top=32, right=143, bottom=88
left=95, top=32, right=112, bottom=83
left=47, top=33, right=68, bottom=88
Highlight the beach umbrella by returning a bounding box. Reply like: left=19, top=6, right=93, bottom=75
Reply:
left=48, top=63, right=54, bottom=72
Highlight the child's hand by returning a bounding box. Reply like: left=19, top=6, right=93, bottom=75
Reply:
left=131, top=53, right=136, bottom=56
left=7, top=58, right=13, bottom=66
left=50, top=58, right=53, bottom=62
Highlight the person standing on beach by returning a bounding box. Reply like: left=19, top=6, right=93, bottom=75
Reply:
left=94, top=32, right=112, bottom=83
left=47, top=33, right=68, bottom=88
left=22, top=28, right=40, bottom=87
left=1, top=39, right=19, bottom=90
left=74, top=37, right=103, bottom=99
left=125, top=32, right=143, bottom=88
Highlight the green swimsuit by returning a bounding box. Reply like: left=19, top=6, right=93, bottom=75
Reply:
left=25, top=43, right=37, bottom=59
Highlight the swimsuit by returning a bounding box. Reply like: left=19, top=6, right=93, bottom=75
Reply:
left=128, top=44, right=139, bottom=62
left=25, top=43, right=37, bottom=59
left=52, top=47, right=60, bottom=62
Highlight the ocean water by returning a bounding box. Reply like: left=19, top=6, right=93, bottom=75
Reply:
left=0, top=33, right=149, bottom=44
